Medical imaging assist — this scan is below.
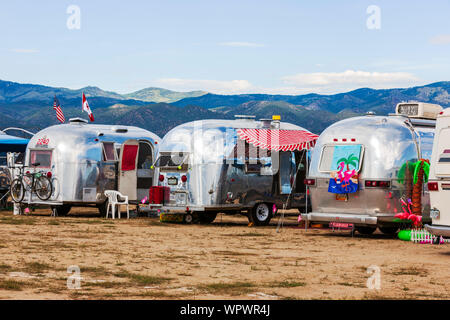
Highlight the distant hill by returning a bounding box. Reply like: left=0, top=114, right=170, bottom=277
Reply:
left=124, top=87, right=206, bottom=103
left=174, top=81, right=450, bottom=114
left=213, top=100, right=360, bottom=133
left=1, top=79, right=450, bottom=137
left=0, top=80, right=126, bottom=103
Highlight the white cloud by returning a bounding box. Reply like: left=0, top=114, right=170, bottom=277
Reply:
left=281, top=70, right=420, bottom=93
left=10, top=48, right=39, bottom=53
left=154, top=78, right=253, bottom=94
left=219, top=42, right=264, bottom=48
left=429, top=34, right=450, bottom=45
left=153, top=70, right=422, bottom=95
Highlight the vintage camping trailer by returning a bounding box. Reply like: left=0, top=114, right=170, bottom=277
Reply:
left=21, top=118, right=160, bottom=216
left=425, top=108, right=450, bottom=237
left=303, top=102, right=442, bottom=235
left=0, top=129, right=30, bottom=207
left=151, top=116, right=318, bottom=225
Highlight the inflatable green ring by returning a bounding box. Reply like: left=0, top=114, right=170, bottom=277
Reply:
left=398, top=229, right=411, bottom=241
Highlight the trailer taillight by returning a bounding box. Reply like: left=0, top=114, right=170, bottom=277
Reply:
left=304, top=178, right=316, bottom=186
left=365, top=180, right=390, bottom=188
left=46, top=172, right=52, bottom=178
left=181, top=175, right=187, bottom=183
left=159, top=174, right=165, bottom=182
left=378, top=181, right=390, bottom=188
left=428, top=182, right=439, bottom=191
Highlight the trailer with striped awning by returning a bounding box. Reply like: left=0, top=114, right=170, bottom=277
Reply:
left=151, top=115, right=318, bottom=225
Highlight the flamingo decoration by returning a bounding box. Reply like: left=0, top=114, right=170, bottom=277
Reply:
left=342, top=169, right=356, bottom=183
left=336, top=162, right=345, bottom=182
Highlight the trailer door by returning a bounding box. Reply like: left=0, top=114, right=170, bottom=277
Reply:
left=279, top=152, right=296, bottom=194
left=118, top=139, right=139, bottom=201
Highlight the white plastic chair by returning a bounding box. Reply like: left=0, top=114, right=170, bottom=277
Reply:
left=104, top=190, right=129, bottom=219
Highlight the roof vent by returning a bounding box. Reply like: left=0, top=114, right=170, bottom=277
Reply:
left=234, top=115, right=256, bottom=120
left=366, top=111, right=376, bottom=116
left=259, top=119, right=272, bottom=128
left=111, top=126, right=128, bottom=133
left=69, top=118, right=89, bottom=124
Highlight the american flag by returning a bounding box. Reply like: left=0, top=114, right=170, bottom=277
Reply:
left=53, top=96, right=65, bottom=123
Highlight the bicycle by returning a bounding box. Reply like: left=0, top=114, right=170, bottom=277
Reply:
left=10, top=162, right=53, bottom=202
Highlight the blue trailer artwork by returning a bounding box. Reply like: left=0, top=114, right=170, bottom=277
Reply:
left=327, top=145, right=361, bottom=194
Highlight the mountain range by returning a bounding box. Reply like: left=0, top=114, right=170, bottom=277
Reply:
left=1, top=79, right=450, bottom=138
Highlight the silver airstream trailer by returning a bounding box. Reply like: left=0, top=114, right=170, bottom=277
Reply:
left=20, top=118, right=160, bottom=216
left=151, top=116, right=318, bottom=225
left=302, top=102, right=442, bottom=235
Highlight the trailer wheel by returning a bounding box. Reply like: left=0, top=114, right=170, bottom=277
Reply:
left=97, top=201, right=108, bottom=217
left=355, top=226, right=377, bottom=235
left=198, top=212, right=217, bottom=224
left=51, top=205, right=71, bottom=216
left=184, top=213, right=193, bottom=224
left=249, top=203, right=273, bottom=226
left=379, top=226, right=399, bottom=235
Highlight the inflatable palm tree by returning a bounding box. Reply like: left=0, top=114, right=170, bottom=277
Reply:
left=337, top=153, right=359, bottom=171
left=398, top=161, right=414, bottom=199
left=411, top=159, right=430, bottom=216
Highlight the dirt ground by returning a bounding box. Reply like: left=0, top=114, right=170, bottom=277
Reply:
left=0, top=206, right=449, bottom=300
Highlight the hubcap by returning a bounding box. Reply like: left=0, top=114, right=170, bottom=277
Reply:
left=256, top=204, right=269, bottom=221
left=185, top=214, right=193, bottom=223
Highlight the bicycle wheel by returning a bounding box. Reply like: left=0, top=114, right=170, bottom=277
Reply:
left=10, top=178, right=25, bottom=203
left=35, top=175, right=53, bottom=201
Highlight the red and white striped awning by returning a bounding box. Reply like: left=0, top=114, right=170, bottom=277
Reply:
left=237, top=128, right=318, bottom=151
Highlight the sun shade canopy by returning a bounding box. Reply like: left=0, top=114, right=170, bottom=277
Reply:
left=237, top=128, right=318, bottom=151
left=0, top=133, right=29, bottom=153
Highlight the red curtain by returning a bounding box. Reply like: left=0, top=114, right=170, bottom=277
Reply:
left=121, top=145, right=138, bottom=171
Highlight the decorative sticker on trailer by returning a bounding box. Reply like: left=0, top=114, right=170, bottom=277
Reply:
left=328, top=145, right=360, bottom=194
left=35, top=136, right=49, bottom=148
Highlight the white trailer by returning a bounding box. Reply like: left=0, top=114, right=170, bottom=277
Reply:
left=425, top=108, right=450, bottom=237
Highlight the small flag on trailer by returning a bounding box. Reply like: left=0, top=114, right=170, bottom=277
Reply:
left=53, top=96, right=65, bottom=123
left=82, top=92, right=94, bottom=122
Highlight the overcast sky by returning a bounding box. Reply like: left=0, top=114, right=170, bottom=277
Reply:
left=1, top=0, right=450, bottom=95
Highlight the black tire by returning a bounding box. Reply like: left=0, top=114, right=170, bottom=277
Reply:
left=198, top=212, right=217, bottom=224
left=379, top=226, right=399, bottom=235
left=356, top=226, right=377, bottom=235
left=51, top=205, right=71, bottom=216
left=0, top=191, right=7, bottom=208
left=184, top=213, right=193, bottom=224
left=35, top=176, right=53, bottom=201
left=10, top=178, right=25, bottom=203
left=97, top=201, right=108, bottom=217
left=249, top=203, right=273, bottom=226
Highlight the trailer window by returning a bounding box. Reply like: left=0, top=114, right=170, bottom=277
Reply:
left=319, top=145, right=363, bottom=172
left=137, top=142, right=153, bottom=169
left=102, top=142, right=117, bottom=161
left=280, top=152, right=296, bottom=194
left=30, top=150, right=52, bottom=168
left=156, top=153, right=189, bottom=172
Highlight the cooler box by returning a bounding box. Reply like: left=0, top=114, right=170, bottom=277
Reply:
left=149, top=186, right=170, bottom=204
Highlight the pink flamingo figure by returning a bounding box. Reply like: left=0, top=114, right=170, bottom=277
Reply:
left=336, top=162, right=345, bottom=182
left=395, top=198, right=411, bottom=220
left=342, top=169, right=356, bottom=183
left=408, top=214, right=422, bottom=227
